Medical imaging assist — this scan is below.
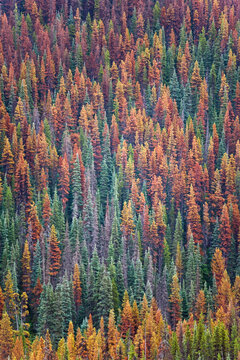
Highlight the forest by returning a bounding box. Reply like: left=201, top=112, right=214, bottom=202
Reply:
left=0, top=0, right=239, bottom=358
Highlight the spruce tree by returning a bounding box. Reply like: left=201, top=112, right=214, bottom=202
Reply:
left=134, top=258, right=144, bottom=305
left=210, top=218, right=221, bottom=258
left=169, top=69, right=181, bottom=109
left=72, top=155, right=82, bottom=218
left=173, top=211, right=184, bottom=256
left=186, top=235, right=196, bottom=294
left=97, top=268, right=113, bottom=326
left=99, top=158, right=109, bottom=214
left=32, top=240, right=42, bottom=286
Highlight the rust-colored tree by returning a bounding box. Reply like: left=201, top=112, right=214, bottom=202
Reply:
left=187, top=184, right=203, bottom=246
left=120, top=298, right=133, bottom=339
left=1, top=136, right=14, bottom=182
left=108, top=309, right=119, bottom=359
left=195, top=290, right=206, bottom=320
left=42, top=192, right=52, bottom=230
left=48, top=225, right=61, bottom=279
left=211, top=248, right=225, bottom=288
left=73, top=263, right=82, bottom=311
left=169, top=274, right=181, bottom=329
left=219, top=204, right=231, bottom=256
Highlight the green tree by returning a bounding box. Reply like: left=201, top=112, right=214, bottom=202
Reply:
left=97, top=268, right=113, bottom=325
left=32, top=240, right=42, bottom=286
left=72, top=155, right=82, bottom=218
left=134, top=259, right=144, bottom=305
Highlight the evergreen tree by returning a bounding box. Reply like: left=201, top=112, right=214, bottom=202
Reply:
left=99, top=158, right=109, bottom=214
left=169, top=69, right=181, bottom=109
left=60, top=277, right=72, bottom=337
left=97, top=268, right=113, bottom=325
left=172, top=211, right=183, bottom=256
left=134, top=258, right=144, bottom=305
left=186, top=235, right=196, bottom=295
left=72, top=155, right=82, bottom=218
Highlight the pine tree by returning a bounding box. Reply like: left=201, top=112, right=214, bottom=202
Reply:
left=49, top=225, right=61, bottom=280
left=59, top=154, right=70, bottom=211
left=181, top=281, right=189, bottom=320
left=169, top=69, right=181, bottom=109
left=32, top=240, right=42, bottom=286
left=217, top=270, right=232, bottom=311
left=12, top=336, right=24, bottom=360
left=0, top=312, right=14, bottom=359
left=187, top=185, right=203, bottom=246
left=83, top=185, right=94, bottom=251
left=211, top=248, right=225, bottom=288
left=21, top=240, right=31, bottom=294
left=15, top=152, right=32, bottom=217
left=67, top=324, right=75, bottom=360
left=121, top=201, right=135, bottom=243
left=42, top=191, right=52, bottom=232
left=0, top=286, right=4, bottom=320
left=4, top=270, right=16, bottom=321
left=97, top=268, right=113, bottom=325
left=108, top=309, right=119, bottom=359
left=72, top=155, right=82, bottom=218
left=60, top=278, right=72, bottom=337
left=195, top=290, right=206, bottom=320
left=186, top=235, right=197, bottom=295
left=28, top=202, right=42, bottom=248
left=134, top=258, right=144, bottom=305
left=169, top=274, right=182, bottom=329
left=73, top=263, right=82, bottom=312
left=210, top=218, right=221, bottom=258
left=111, top=277, right=120, bottom=318
left=1, top=136, right=14, bottom=182
left=173, top=211, right=183, bottom=255
left=219, top=204, right=232, bottom=256
left=38, top=283, right=63, bottom=346
left=121, top=297, right=133, bottom=339
left=99, top=158, right=109, bottom=213
left=176, top=242, right=183, bottom=281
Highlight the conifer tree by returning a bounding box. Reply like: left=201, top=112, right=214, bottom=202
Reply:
left=186, top=235, right=197, bottom=294
left=0, top=286, right=4, bottom=320
left=60, top=278, right=72, bottom=337
left=1, top=136, right=14, bottom=182
left=97, top=268, right=113, bottom=325
left=72, top=155, right=82, bottom=218
left=210, top=218, right=221, bottom=258
left=49, top=225, right=61, bottom=280
left=42, top=191, right=52, bottom=232
left=134, top=258, right=144, bottom=305
left=0, top=312, right=14, bottom=359
left=108, top=309, right=119, bottom=359
left=32, top=240, right=42, bottom=286
left=219, top=204, right=232, bottom=256
left=173, top=211, right=183, bottom=255
left=4, top=270, right=16, bottom=321
left=73, top=263, right=82, bottom=312
left=121, top=297, right=133, bottom=339
left=21, top=240, right=31, bottom=294
left=211, top=248, right=225, bottom=288
left=169, top=274, right=182, bottom=329
left=59, top=154, right=70, bottom=211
